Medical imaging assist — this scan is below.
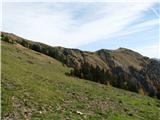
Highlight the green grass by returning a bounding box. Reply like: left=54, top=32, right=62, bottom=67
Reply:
left=1, top=41, right=160, bottom=120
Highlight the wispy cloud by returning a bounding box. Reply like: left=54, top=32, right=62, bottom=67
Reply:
left=2, top=1, right=159, bottom=58
left=117, top=18, right=159, bottom=37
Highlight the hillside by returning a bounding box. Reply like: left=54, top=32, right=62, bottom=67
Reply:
left=1, top=34, right=160, bottom=119
left=1, top=32, right=160, bottom=99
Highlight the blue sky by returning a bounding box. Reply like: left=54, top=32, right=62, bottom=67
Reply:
left=1, top=1, right=160, bottom=58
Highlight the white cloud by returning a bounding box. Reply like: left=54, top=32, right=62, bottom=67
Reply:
left=61, top=3, right=159, bottom=47
left=3, top=3, right=74, bottom=45
left=2, top=2, right=159, bottom=58
left=117, top=18, right=159, bottom=37
left=3, top=2, right=157, bottom=46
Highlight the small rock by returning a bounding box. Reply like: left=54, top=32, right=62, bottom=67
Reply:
left=66, top=117, right=70, bottom=120
left=76, top=111, right=83, bottom=115
left=39, top=111, right=42, bottom=114
left=124, top=108, right=129, bottom=112
left=56, top=105, right=61, bottom=111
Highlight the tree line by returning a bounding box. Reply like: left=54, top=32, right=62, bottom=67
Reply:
left=70, top=62, right=114, bottom=85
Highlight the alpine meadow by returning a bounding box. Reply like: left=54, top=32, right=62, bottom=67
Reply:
left=1, top=1, right=160, bottom=120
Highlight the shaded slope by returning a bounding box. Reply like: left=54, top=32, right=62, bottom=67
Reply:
left=96, top=49, right=160, bottom=97
left=1, top=39, right=160, bottom=120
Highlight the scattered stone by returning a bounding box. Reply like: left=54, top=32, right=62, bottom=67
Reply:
left=66, top=117, right=70, bottom=120
left=76, top=111, right=83, bottom=115
left=39, top=111, right=42, bottom=114
left=56, top=105, right=62, bottom=111
left=124, top=108, right=129, bottom=112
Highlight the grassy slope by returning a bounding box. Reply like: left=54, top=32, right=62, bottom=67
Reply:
left=1, top=41, right=160, bottom=120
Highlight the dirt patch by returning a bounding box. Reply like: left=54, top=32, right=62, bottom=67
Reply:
left=2, top=96, right=37, bottom=120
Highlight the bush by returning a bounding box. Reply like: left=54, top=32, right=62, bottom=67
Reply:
left=1, top=35, right=14, bottom=44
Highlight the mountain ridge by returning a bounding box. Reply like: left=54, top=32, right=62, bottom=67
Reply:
left=1, top=31, right=149, bottom=57
left=1, top=31, right=160, bottom=99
